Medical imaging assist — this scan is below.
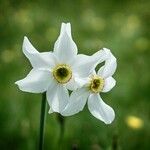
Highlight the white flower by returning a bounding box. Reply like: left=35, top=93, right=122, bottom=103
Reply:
left=62, top=48, right=117, bottom=124
left=15, top=23, right=109, bottom=114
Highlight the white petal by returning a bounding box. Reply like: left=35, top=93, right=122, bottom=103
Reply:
left=92, top=48, right=111, bottom=64
left=72, top=49, right=109, bottom=78
left=15, top=69, right=52, bottom=93
left=98, top=48, right=117, bottom=78
left=60, top=22, right=72, bottom=37
left=66, top=75, right=88, bottom=91
left=102, top=77, right=116, bottom=92
left=23, top=36, right=56, bottom=68
left=65, top=77, right=76, bottom=91
left=47, top=83, right=69, bottom=113
left=53, top=23, right=77, bottom=64
left=88, top=94, right=115, bottom=124
left=62, top=88, right=90, bottom=116
left=23, top=36, right=38, bottom=56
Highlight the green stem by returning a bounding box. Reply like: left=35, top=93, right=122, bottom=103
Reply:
left=39, top=92, right=46, bottom=150
left=57, top=114, right=65, bottom=150
left=57, top=114, right=65, bottom=149
left=112, top=134, right=118, bottom=150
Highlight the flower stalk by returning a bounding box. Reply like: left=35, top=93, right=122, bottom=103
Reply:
left=57, top=114, right=65, bottom=147
left=39, top=92, right=46, bottom=150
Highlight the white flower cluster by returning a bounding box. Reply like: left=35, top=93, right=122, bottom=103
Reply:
left=15, top=23, right=117, bottom=124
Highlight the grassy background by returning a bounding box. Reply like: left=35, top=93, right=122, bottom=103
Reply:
left=0, top=0, right=150, bottom=149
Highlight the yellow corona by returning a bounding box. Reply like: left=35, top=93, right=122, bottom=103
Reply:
left=53, top=64, right=72, bottom=84
left=89, top=75, right=104, bottom=93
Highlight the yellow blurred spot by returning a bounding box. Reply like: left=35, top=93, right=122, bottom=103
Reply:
left=134, top=37, right=149, bottom=52
left=126, top=115, right=144, bottom=130
left=82, top=9, right=105, bottom=31
left=13, top=9, right=34, bottom=31
left=1, top=49, right=15, bottom=63
left=121, top=15, right=140, bottom=38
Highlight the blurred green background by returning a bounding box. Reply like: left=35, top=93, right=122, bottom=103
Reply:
left=0, top=0, right=150, bottom=149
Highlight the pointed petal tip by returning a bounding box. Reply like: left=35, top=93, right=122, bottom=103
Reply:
left=61, top=22, right=65, bottom=26
left=14, top=80, right=24, bottom=89
left=14, top=81, right=24, bottom=91
left=66, top=22, right=71, bottom=26
left=61, top=22, right=68, bottom=29
left=23, top=36, right=29, bottom=42
left=15, top=81, right=18, bottom=85
left=15, top=80, right=21, bottom=86
left=102, top=48, right=111, bottom=57
left=24, top=36, right=27, bottom=39
left=60, top=22, right=71, bottom=35
left=23, top=36, right=29, bottom=46
left=48, top=108, right=53, bottom=114
left=104, top=119, right=113, bottom=125
left=103, top=108, right=115, bottom=125
left=61, top=22, right=71, bottom=25
left=103, top=47, right=110, bottom=51
left=102, top=47, right=117, bottom=61
left=105, top=116, right=115, bottom=124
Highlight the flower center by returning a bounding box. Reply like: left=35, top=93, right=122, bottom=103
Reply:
left=53, top=64, right=72, bottom=84
left=89, top=75, right=104, bottom=93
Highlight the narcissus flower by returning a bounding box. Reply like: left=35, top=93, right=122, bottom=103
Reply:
left=15, top=23, right=109, bottom=114
left=62, top=48, right=117, bottom=124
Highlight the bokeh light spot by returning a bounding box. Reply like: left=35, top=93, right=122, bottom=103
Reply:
left=126, top=115, right=144, bottom=130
